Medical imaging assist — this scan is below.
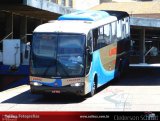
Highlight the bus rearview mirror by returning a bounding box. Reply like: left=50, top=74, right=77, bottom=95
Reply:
left=86, top=48, right=92, bottom=62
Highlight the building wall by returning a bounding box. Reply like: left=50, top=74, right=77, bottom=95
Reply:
left=72, top=0, right=100, bottom=10
left=46, top=0, right=72, bottom=8
left=49, top=0, right=99, bottom=10
left=46, top=0, right=100, bottom=10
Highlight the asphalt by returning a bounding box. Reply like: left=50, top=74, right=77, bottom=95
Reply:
left=0, top=67, right=160, bottom=111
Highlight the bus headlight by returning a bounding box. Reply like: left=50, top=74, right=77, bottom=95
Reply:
left=70, top=82, right=84, bottom=87
left=30, top=81, right=42, bottom=86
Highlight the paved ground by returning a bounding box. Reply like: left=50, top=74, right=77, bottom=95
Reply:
left=0, top=67, right=160, bottom=111
left=112, top=0, right=136, bottom=2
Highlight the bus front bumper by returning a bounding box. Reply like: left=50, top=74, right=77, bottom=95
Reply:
left=30, top=85, right=85, bottom=96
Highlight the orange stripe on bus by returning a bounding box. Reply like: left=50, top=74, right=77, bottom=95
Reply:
left=113, top=60, right=116, bottom=64
left=109, top=47, right=117, bottom=56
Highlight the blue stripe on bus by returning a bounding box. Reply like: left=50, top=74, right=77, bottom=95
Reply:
left=89, top=50, right=115, bottom=89
left=58, top=10, right=110, bottom=21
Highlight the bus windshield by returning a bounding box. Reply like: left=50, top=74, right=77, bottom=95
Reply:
left=31, top=33, right=85, bottom=78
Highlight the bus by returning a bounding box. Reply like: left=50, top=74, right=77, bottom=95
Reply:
left=30, top=10, right=130, bottom=96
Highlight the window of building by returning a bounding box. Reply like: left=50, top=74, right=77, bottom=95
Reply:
left=61, top=0, right=66, bottom=6
left=68, top=0, right=73, bottom=7
left=51, top=0, right=58, bottom=3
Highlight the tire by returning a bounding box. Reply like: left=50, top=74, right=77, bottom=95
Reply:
left=90, top=76, right=97, bottom=97
left=121, top=58, right=130, bottom=77
left=115, top=57, right=129, bottom=82
left=114, top=59, right=123, bottom=82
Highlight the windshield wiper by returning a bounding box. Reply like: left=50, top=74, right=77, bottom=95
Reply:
left=42, top=59, right=56, bottom=77
left=43, top=59, right=69, bottom=77
left=56, top=60, right=70, bottom=77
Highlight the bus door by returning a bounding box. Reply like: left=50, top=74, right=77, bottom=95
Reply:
left=86, top=31, right=93, bottom=74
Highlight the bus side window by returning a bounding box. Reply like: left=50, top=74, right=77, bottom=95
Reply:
left=97, top=26, right=107, bottom=49
left=87, top=31, right=92, bottom=51
left=104, top=24, right=111, bottom=44
left=111, top=21, right=117, bottom=42
left=122, top=18, right=126, bottom=39
left=93, top=28, right=98, bottom=50
left=117, top=20, right=122, bottom=40
left=125, top=17, right=130, bottom=37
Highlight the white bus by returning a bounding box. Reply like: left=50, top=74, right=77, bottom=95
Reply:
left=30, top=10, right=130, bottom=96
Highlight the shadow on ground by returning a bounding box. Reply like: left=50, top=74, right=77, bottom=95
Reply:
left=2, top=90, right=86, bottom=104
left=96, top=67, right=160, bottom=95
left=111, top=67, right=160, bottom=86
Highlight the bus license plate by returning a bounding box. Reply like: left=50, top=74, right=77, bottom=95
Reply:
left=52, top=90, right=61, bottom=94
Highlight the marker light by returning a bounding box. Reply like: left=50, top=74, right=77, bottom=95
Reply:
left=70, top=82, right=84, bottom=87
left=31, top=82, right=42, bottom=86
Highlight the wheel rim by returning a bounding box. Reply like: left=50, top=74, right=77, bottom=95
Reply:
left=91, top=82, right=95, bottom=96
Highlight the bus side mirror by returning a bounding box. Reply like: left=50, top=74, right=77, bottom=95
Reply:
left=86, top=47, right=92, bottom=62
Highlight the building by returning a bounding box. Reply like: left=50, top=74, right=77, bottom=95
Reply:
left=0, top=0, right=74, bottom=42
left=91, top=2, right=160, bottom=64
left=0, top=0, right=74, bottom=91
left=45, top=0, right=73, bottom=8
left=49, top=0, right=100, bottom=10
left=72, top=0, right=100, bottom=10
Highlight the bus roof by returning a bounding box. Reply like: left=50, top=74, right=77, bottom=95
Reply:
left=33, top=10, right=123, bottom=34
left=34, top=16, right=117, bottom=34
left=102, top=10, right=129, bottom=20
left=34, top=20, right=93, bottom=34
left=58, top=10, right=110, bottom=21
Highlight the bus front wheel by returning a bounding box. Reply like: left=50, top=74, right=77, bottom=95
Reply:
left=90, top=76, right=97, bottom=97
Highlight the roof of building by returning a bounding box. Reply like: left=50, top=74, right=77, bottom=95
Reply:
left=0, top=0, right=74, bottom=20
left=90, top=2, right=160, bottom=15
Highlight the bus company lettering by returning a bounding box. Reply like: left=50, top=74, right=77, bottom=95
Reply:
left=109, top=47, right=117, bottom=56
left=66, top=78, right=82, bottom=82
left=32, top=77, right=42, bottom=81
